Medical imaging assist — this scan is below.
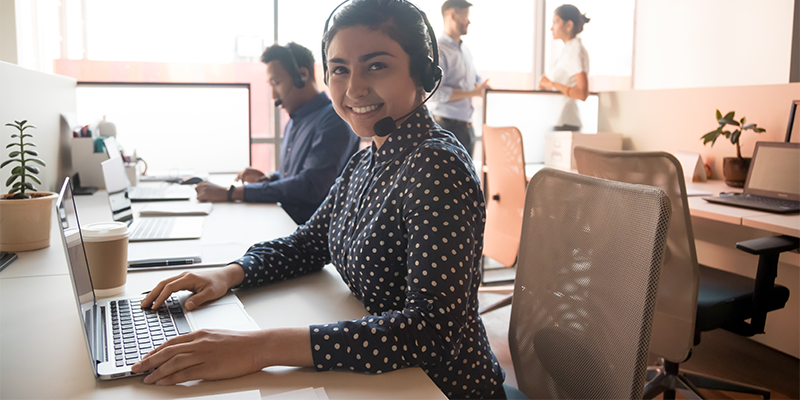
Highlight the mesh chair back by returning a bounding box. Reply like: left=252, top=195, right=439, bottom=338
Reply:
left=482, top=125, right=527, bottom=267
left=511, top=168, right=671, bottom=399
left=574, top=147, right=700, bottom=363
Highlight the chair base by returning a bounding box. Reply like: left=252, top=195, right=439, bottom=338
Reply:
left=643, top=361, right=770, bottom=400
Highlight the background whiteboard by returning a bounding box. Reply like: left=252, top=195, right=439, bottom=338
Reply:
left=484, top=90, right=599, bottom=164
left=76, top=83, right=250, bottom=174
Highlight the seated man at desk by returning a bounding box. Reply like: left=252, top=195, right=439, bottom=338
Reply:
left=195, top=42, right=360, bottom=225
left=135, top=1, right=506, bottom=398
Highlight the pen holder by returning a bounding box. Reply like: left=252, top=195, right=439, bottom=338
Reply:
left=125, top=161, right=140, bottom=187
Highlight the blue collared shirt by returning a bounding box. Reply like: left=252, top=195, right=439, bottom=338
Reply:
left=429, top=33, right=482, bottom=122
left=244, top=92, right=359, bottom=224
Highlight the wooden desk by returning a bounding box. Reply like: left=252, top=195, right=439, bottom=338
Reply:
left=0, top=190, right=445, bottom=399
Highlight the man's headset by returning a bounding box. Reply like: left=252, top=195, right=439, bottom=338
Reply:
left=321, top=0, right=443, bottom=137
left=274, top=44, right=307, bottom=107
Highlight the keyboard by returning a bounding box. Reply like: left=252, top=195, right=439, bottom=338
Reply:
left=110, top=296, right=190, bottom=367
left=131, top=187, right=166, bottom=198
left=130, top=218, right=176, bottom=241
left=703, top=194, right=800, bottom=213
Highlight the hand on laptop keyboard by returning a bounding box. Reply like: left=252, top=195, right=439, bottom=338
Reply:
left=140, top=264, right=245, bottom=311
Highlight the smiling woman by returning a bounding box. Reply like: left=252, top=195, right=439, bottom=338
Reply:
left=134, top=1, right=505, bottom=398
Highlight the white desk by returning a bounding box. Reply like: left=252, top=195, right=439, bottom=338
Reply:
left=0, top=190, right=445, bottom=399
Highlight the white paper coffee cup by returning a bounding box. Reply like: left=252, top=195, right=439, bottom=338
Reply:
left=82, top=222, right=129, bottom=297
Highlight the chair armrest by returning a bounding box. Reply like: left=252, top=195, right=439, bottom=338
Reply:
left=736, top=235, right=799, bottom=255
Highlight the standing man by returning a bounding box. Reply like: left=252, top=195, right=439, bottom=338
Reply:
left=195, top=42, right=360, bottom=225
left=429, top=0, right=489, bottom=158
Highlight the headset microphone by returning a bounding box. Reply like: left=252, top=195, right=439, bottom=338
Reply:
left=372, top=76, right=441, bottom=138
left=274, top=99, right=283, bottom=107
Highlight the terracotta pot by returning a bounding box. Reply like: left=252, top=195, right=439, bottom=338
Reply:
left=0, top=192, right=58, bottom=252
left=722, top=157, right=751, bottom=188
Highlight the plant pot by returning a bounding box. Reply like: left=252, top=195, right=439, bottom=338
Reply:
left=722, top=157, right=751, bottom=188
left=0, top=192, right=58, bottom=252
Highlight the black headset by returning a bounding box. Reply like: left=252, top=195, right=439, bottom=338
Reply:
left=283, top=44, right=307, bottom=89
left=320, top=0, right=443, bottom=137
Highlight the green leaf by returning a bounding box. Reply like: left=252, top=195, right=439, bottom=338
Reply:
left=723, top=111, right=735, bottom=121
left=11, top=166, right=23, bottom=175
left=730, top=129, right=741, bottom=145
left=24, top=165, right=40, bottom=174
left=8, top=151, right=20, bottom=157
left=27, top=158, right=46, bottom=167
left=23, top=182, right=35, bottom=191
left=8, top=187, right=21, bottom=194
left=5, top=123, right=17, bottom=128
left=25, top=174, right=42, bottom=185
left=19, top=120, right=27, bottom=126
left=742, top=123, right=756, bottom=130
left=5, top=175, right=19, bottom=186
left=754, top=127, right=766, bottom=133
left=722, top=130, right=732, bottom=138
left=12, top=182, right=22, bottom=188
left=20, top=125, right=37, bottom=131
left=10, top=134, right=19, bottom=138
left=719, top=118, right=740, bottom=126
left=20, top=134, right=33, bottom=138
left=23, top=149, right=39, bottom=156
left=740, top=117, right=746, bottom=125
left=701, top=131, right=721, bottom=145
left=715, top=109, right=722, bottom=120
left=5, top=143, right=21, bottom=148
left=0, top=159, right=19, bottom=168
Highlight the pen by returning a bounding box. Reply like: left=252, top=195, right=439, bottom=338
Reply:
left=128, top=258, right=196, bottom=268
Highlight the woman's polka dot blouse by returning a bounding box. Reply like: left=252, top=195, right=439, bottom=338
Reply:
left=233, top=107, right=505, bottom=399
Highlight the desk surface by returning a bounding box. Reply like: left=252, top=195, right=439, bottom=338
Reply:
left=0, top=187, right=444, bottom=399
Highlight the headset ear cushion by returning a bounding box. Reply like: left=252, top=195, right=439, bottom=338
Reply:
left=421, top=56, right=440, bottom=92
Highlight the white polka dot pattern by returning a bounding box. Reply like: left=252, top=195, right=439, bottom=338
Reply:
left=233, top=107, right=505, bottom=399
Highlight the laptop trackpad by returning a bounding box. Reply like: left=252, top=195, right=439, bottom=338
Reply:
left=189, top=303, right=260, bottom=332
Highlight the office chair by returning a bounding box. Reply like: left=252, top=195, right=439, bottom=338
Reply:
left=574, top=146, right=797, bottom=400
left=506, top=168, right=671, bottom=399
left=479, top=125, right=527, bottom=313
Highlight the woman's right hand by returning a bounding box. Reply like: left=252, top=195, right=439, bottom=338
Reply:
left=140, top=264, right=245, bottom=311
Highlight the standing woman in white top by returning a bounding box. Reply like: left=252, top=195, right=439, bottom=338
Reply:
left=539, top=4, right=590, bottom=131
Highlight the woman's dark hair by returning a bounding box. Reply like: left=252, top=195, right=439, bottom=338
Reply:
left=555, top=4, right=590, bottom=37
left=322, top=0, right=432, bottom=88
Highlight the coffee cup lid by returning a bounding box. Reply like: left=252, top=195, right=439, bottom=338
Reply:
left=82, top=221, right=129, bottom=242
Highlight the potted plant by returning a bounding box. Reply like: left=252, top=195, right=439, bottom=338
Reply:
left=0, top=120, right=58, bottom=251
left=701, top=110, right=766, bottom=188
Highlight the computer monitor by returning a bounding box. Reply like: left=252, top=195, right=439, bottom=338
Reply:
left=786, top=99, right=799, bottom=143
left=483, top=89, right=599, bottom=164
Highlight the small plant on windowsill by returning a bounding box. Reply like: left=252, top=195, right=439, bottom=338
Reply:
left=0, top=120, right=58, bottom=252
left=2, top=120, right=46, bottom=199
left=701, top=110, right=766, bottom=188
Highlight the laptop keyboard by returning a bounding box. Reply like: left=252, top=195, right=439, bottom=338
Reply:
left=726, top=194, right=799, bottom=210
left=110, top=296, right=190, bottom=367
left=130, top=218, right=176, bottom=241
left=131, top=187, right=164, bottom=198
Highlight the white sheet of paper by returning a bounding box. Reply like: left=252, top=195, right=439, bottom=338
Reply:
left=176, top=389, right=261, bottom=400
left=261, top=387, right=323, bottom=400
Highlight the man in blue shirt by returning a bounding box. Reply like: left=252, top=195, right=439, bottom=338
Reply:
left=195, top=42, right=360, bottom=224
left=428, top=0, right=489, bottom=157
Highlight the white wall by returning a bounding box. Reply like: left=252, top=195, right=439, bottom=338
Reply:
left=0, top=0, right=17, bottom=64
left=0, top=62, right=77, bottom=194
left=634, top=0, right=795, bottom=89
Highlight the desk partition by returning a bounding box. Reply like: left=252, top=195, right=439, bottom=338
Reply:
left=483, top=89, right=599, bottom=163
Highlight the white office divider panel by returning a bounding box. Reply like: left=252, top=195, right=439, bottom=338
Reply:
left=76, top=83, right=250, bottom=174
left=0, top=62, right=77, bottom=193
left=484, top=90, right=599, bottom=164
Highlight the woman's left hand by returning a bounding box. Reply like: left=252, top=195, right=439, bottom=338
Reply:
left=132, top=329, right=268, bottom=385
left=539, top=76, right=553, bottom=90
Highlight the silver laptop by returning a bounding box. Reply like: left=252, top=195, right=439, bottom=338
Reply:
left=703, top=142, right=800, bottom=213
left=101, top=156, right=194, bottom=202
left=101, top=157, right=204, bottom=241
left=56, top=178, right=260, bottom=380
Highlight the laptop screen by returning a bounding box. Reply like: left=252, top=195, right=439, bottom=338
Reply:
left=101, top=157, right=135, bottom=224
left=56, top=178, right=100, bottom=363
left=746, top=142, right=800, bottom=199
